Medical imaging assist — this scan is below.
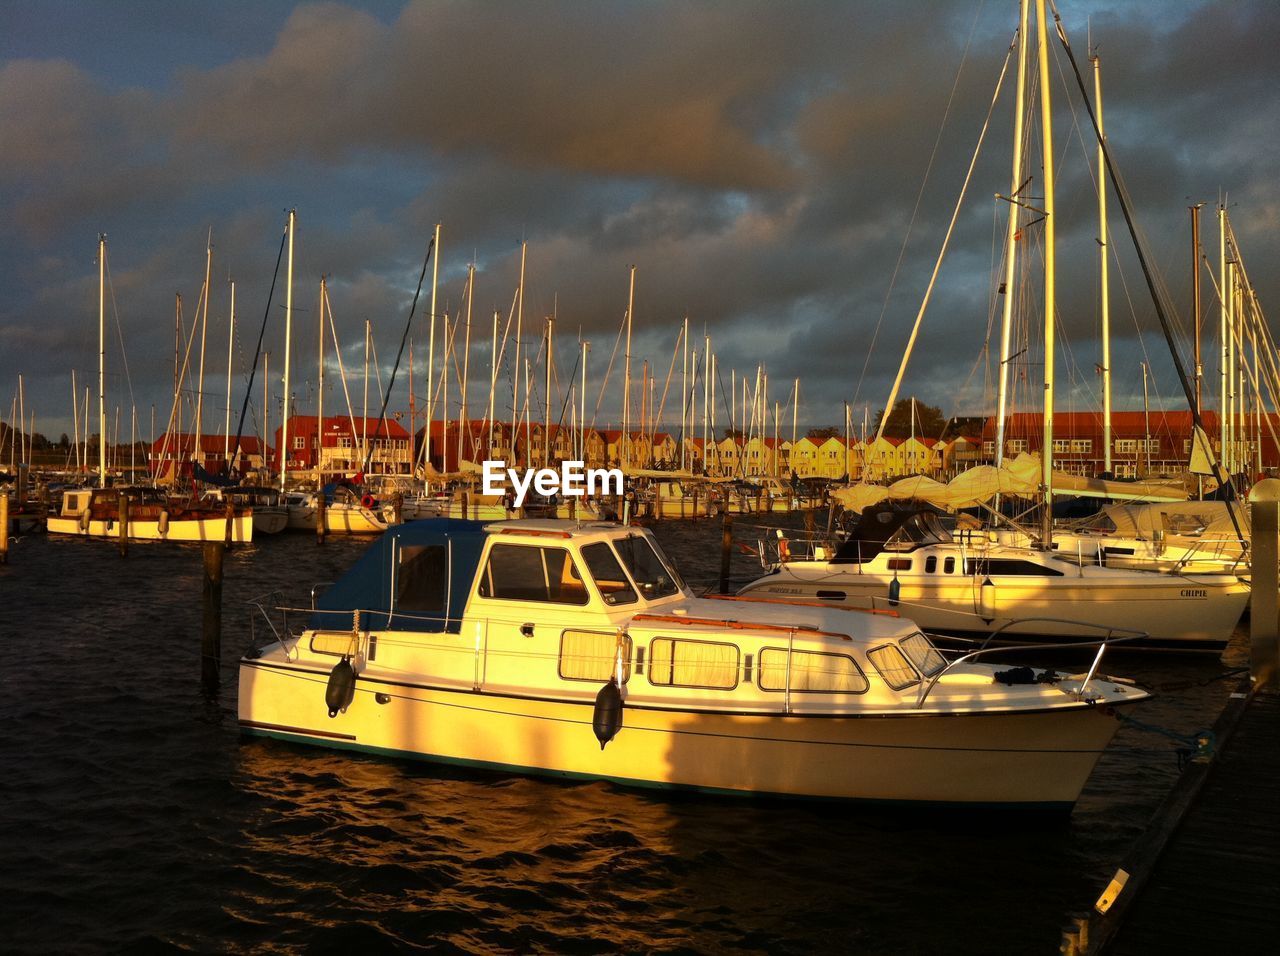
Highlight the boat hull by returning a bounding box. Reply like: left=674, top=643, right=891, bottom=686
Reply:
left=740, top=567, right=1248, bottom=649
left=239, top=659, right=1130, bottom=807
left=47, top=513, right=253, bottom=542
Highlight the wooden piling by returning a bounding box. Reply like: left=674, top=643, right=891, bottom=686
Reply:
left=202, top=541, right=225, bottom=690
left=1, top=492, right=9, bottom=564
left=718, top=512, right=734, bottom=594
left=315, top=489, right=326, bottom=545
left=16, top=463, right=28, bottom=509
left=117, top=491, right=129, bottom=558
left=1248, top=479, right=1280, bottom=688
left=224, top=502, right=236, bottom=547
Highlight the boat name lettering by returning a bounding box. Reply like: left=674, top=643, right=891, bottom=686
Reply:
left=1179, top=588, right=1207, bottom=598
left=482, top=460, right=624, bottom=508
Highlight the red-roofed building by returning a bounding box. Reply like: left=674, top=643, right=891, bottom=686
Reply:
left=148, top=433, right=269, bottom=478
left=277, top=415, right=412, bottom=476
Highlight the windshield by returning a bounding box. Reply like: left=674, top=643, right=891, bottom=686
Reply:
left=581, top=542, right=638, bottom=606
left=612, top=533, right=684, bottom=599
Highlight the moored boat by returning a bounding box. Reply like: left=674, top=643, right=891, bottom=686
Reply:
left=239, top=517, right=1150, bottom=809
left=739, top=506, right=1249, bottom=651
left=47, top=486, right=253, bottom=542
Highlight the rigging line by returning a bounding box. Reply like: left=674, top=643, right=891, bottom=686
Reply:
left=852, top=0, right=988, bottom=410
left=589, top=311, right=627, bottom=432
left=368, top=235, right=434, bottom=475
left=1049, top=4, right=1245, bottom=549
left=102, top=253, right=136, bottom=413
left=875, top=30, right=1016, bottom=445
left=227, top=217, right=288, bottom=472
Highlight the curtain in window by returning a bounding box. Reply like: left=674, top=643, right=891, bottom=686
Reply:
left=758, top=649, right=868, bottom=693
left=867, top=645, right=920, bottom=690
left=649, top=638, right=738, bottom=689
left=560, top=631, right=630, bottom=682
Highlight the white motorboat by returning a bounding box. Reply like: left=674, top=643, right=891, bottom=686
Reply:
left=284, top=485, right=393, bottom=534
left=239, top=517, right=1149, bottom=809
left=740, top=507, right=1249, bottom=651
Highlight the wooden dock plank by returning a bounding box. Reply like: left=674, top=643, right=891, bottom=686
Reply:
left=1107, top=689, right=1280, bottom=952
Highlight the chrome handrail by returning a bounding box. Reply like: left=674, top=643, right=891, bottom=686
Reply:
left=914, top=619, right=1148, bottom=710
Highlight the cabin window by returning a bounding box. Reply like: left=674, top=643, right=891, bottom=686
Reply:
left=396, top=544, right=448, bottom=613
left=943, top=556, right=955, bottom=574
left=477, top=544, right=590, bottom=605
left=964, top=558, right=1064, bottom=577
left=925, top=556, right=937, bottom=573
left=886, top=558, right=912, bottom=571
left=648, top=638, right=739, bottom=689
left=559, top=630, right=632, bottom=683
left=612, top=534, right=684, bottom=598
left=758, top=649, right=868, bottom=694
left=581, top=542, right=637, bottom=605
left=900, top=632, right=946, bottom=677
left=867, top=644, right=920, bottom=690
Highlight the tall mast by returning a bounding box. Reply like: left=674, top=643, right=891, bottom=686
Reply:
left=279, top=209, right=295, bottom=492
left=1219, top=204, right=1229, bottom=473
left=425, top=222, right=441, bottom=472
left=1191, top=204, right=1204, bottom=417
left=581, top=339, right=588, bottom=462
left=442, top=311, right=451, bottom=472
left=622, top=266, right=635, bottom=467
left=195, top=233, right=212, bottom=476
left=489, top=309, right=499, bottom=457
left=1141, top=361, right=1150, bottom=475
left=317, top=276, right=326, bottom=487
left=224, top=280, right=235, bottom=463
left=512, top=242, right=526, bottom=462
left=1093, top=52, right=1112, bottom=475
left=98, top=234, right=107, bottom=486
left=995, top=0, right=1030, bottom=469
left=702, top=333, right=710, bottom=455
left=262, top=352, right=269, bottom=472
left=459, top=264, right=473, bottom=469
left=363, top=320, right=370, bottom=464
left=71, top=370, right=80, bottom=471
left=545, top=316, right=553, bottom=467
left=1036, top=0, right=1056, bottom=546
left=681, top=317, right=689, bottom=470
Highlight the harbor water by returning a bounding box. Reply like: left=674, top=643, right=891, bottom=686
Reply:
left=0, top=516, right=1248, bottom=952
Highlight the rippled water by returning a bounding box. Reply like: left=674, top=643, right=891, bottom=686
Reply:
left=0, top=516, right=1247, bottom=953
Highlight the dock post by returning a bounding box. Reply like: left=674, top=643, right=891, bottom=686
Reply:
left=1, top=493, right=9, bottom=564
left=315, top=490, right=326, bottom=545
left=202, top=541, right=225, bottom=690
left=16, top=463, right=28, bottom=508
left=1247, top=479, right=1280, bottom=689
left=117, top=491, right=129, bottom=558
left=718, top=512, right=734, bottom=594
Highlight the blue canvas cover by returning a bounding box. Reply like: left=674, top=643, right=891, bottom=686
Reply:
left=310, top=518, right=489, bottom=633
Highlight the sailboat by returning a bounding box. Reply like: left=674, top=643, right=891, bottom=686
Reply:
left=47, top=235, right=253, bottom=543
left=740, top=0, right=1250, bottom=650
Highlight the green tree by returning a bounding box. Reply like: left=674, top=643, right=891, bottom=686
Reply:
left=872, top=399, right=947, bottom=438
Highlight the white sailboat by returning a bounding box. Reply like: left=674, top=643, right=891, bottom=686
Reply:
left=741, top=0, right=1250, bottom=649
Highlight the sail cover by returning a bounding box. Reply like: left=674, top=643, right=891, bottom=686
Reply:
left=832, top=452, right=1190, bottom=513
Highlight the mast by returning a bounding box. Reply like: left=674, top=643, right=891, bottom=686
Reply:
left=425, top=222, right=441, bottom=473
left=581, top=339, right=588, bottom=463
left=512, top=242, right=526, bottom=464
left=98, top=234, right=107, bottom=487
left=995, top=0, right=1030, bottom=470
left=1093, top=52, right=1112, bottom=475
left=681, top=317, right=689, bottom=470
left=279, top=209, right=295, bottom=493
left=545, top=315, right=553, bottom=467
left=194, top=233, right=212, bottom=477
left=224, top=280, right=235, bottom=463
left=702, top=333, right=710, bottom=457
left=71, top=370, right=80, bottom=471
left=1036, top=0, right=1056, bottom=546
left=1141, top=361, right=1150, bottom=476
left=460, top=264, right=473, bottom=469
left=1191, top=204, right=1204, bottom=416
left=317, top=276, right=326, bottom=487
left=262, top=352, right=269, bottom=475
left=362, top=320, right=370, bottom=466
left=622, top=266, right=635, bottom=468
left=489, top=309, right=499, bottom=458
left=1219, top=204, right=1229, bottom=473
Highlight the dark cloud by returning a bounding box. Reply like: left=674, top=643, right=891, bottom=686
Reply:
left=2, top=0, right=1278, bottom=442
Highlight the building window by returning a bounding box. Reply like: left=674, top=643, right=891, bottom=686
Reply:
left=1071, top=439, right=1092, bottom=453
left=1007, top=439, right=1028, bottom=454
left=293, top=436, right=306, bottom=450
left=1052, top=439, right=1070, bottom=454
left=1115, top=439, right=1138, bottom=453
left=983, top=441, right=995, bottom=454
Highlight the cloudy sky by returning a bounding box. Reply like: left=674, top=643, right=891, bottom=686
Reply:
left=4, top=0, right=1278, bottom=446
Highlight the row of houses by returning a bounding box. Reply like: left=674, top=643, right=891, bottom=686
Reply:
left=149, top=409, right=1279, bottom=482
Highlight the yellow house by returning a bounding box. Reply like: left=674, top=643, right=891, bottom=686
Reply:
left=742, top=436, right=772, bottom=476
left=789, top=437, right=820, bottom=478
left=899, top=436, right=942, bottom=476
left=716, top=436, right=742, bottom=477
left=583, top=429, right=608, bottom=467
left=816, top=437, right=850, bottom=479
left=651, top=432, right=678, bottom=466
